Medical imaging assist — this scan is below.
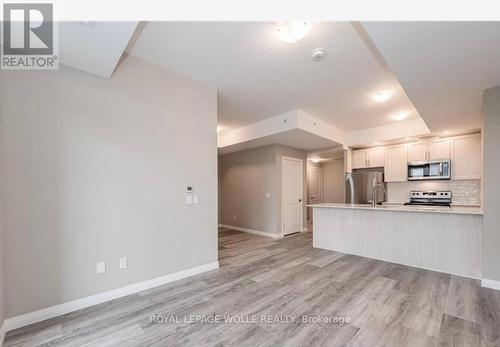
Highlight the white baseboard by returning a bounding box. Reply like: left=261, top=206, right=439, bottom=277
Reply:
left=481, top=278, right=500, bottom=291
left=219, top=224, right=283, bottom=239
left=2, top=261, right=219, bottom=335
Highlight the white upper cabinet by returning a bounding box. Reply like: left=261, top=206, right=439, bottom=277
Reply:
left=352, top=148, right=385, bottom=169
left=384, top=144, right=408, bottom=182
left=408, top=139, right=451, bottom=162
left=349, top=133, right=480, bottom=182
left=352, top=149, right=367, bottom=169
left=452, top=133, right=481, bottom=180
left=407, top=142, right=427, bottom=162
left=428, top=138, right=451, bottom=160
left=367, top=147, right=385, bottom=168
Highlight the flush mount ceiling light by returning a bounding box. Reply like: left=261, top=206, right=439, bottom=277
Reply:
left=391, top=111, right=409, bottom=121
left=311, top=157, right=321, bottom=163
left=275, top=21, right=310, bottom=44
left=372, top=90, right=393, bottom=103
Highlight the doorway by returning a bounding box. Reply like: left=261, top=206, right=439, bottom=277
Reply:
left=282, top=157, right=304, bottom=236
left=307, top=166, right=323, bottom=223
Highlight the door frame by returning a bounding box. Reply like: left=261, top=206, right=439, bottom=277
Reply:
left=307, top=166, right=323, bottom=222
left=281, top=156, right=304, bottom=236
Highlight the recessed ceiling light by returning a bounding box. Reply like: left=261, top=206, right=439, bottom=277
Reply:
left=391, top=112, right=409, bottom=121
left=275, top=21, right=310, bottom=44
left=311, top=157, right=321, bottom=163
left=372, top=90, right=393, bottom=103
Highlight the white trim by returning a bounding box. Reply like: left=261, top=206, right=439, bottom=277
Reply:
left=481, top=278, right=500, bottom=291
left=282, top=156, right=304, bottom=237
left=219, top=224, right=282, bottom=239
left=0, top=321, right=6, bottom=347
left=1, top=261, right=219, bottom=334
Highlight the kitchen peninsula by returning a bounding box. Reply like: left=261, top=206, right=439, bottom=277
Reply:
left=311, top=203, right=483, bottom=278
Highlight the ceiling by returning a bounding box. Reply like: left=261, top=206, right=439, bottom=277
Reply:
left=218, top=128, right=340, bottom=155
left=59, top=22, right=138, bottom=78
left=57, top=21, right=500, bottom=148
left=362, top=22, right=500, bottom=134
left=126, top=22, right=421, bottom=132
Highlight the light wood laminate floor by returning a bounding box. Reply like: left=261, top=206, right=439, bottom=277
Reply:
left=5, top=229, right=500, bottom=346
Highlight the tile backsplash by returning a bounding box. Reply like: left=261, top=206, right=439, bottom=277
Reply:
left=386, top=180, right=481, bottom=205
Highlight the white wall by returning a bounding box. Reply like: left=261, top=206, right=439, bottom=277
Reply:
left=219, top=145, right=278, bottom=234
left=322, top=159, right=345, bottom=203
left=482, top=86, right=500, bottom=283
left=0, top=55, right=218, bottom=317
left=0, top=201, right=4, bottom=328
left=219, top=144, right=307, bottom=235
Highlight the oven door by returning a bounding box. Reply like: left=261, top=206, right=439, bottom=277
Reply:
left=408, top=161, right=450, bottom=180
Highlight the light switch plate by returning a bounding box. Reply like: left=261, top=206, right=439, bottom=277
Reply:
left=186, top=195, right=193, bottom=205
left=119, top=257, right=128, bottom=269
left=96, top=261, right=106, bottom=274
left=265, top=192, right=271, bottom=199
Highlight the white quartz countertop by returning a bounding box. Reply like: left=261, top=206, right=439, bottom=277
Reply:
left=308, top=203, right=483, bottom=215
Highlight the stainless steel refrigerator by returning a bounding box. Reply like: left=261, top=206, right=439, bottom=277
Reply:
left=345, top=170, right=385, bottom=204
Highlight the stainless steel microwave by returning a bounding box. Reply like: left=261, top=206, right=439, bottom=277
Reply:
left=407, top=160, right=451, bottom=180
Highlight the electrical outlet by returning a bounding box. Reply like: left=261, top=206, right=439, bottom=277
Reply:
left=119, top=257, right=128, bottom=269
left=265, top=192, right=271, bottom=199
left=96, top=261, right=106, bottom=274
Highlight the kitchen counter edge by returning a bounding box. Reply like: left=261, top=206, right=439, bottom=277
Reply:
left=308, top=203, right=483, bottom=215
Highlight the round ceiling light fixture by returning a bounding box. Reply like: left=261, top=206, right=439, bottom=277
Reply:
left=391, top=111, right=409, bottom=121
left=275, top=21, right=310, bottom=44
left=311, top=48, right=325, bottom=61
left=372, top=90, right=393, bottom=103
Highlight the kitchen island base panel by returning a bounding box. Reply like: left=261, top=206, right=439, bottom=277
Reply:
left=313, top=207, right=482, bottom=278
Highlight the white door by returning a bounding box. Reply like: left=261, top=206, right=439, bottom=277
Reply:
left=308, top=167, right=323, bottom=205
left=308, top=166, right=322, bottom=222
left=352, top=150, right=367, bottom=169
left=384, top=144, right=408, bottom=182
left=283, top=158, right=303, bottom=235
left=452, top=134, right=481, bottom=179
left=367, top=147, right=385, bottom=168
left=428, top=139, right=451, bottom=160
left=407, top=142, right=427, bottom=162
